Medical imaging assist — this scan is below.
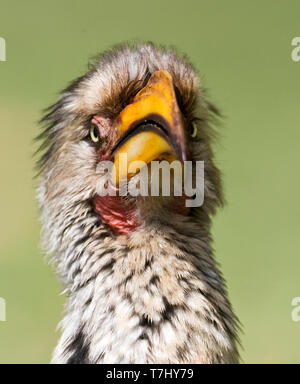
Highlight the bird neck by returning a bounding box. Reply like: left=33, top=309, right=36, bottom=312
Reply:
left=52, top=220, right=239, bottom=364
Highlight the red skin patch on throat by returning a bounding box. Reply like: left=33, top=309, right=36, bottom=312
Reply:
left=93, top=194, right=190, bottom=235
left=93, top=195, right=139, bottom=235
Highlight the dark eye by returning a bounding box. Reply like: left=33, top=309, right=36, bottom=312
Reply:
left=190, top=121, right=198, bottom=140
left=89, top=124, right=100, bottom=143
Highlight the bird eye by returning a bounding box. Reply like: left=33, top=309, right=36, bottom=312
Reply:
left=190, top=121, right=198, bottom=139
left=89, top=124, right=100, bottom=143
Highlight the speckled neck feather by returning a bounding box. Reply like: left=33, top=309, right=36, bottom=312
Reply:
left=51, top=209, right=239, bottom=364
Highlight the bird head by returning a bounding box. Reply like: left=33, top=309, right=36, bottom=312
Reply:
left=37, top=43, right=222, bottom=243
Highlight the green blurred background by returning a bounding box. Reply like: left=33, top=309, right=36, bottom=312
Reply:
left=0, top=0, right=299, bottom=363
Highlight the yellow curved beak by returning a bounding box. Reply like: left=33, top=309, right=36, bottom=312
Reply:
left=111, top=70, right=186, bottom=186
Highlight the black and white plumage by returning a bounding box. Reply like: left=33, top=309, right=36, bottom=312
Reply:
left=37, top=42, right=240, bottom=364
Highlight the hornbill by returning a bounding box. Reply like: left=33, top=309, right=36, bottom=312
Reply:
left=37, top=42, right=239, bottom=364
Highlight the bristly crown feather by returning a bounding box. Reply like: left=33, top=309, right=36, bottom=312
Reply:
left=36, top=42, right=240, bottom=364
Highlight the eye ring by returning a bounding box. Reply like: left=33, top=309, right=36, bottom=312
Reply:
left=190, top=121, right=198, bottom=139
left=89, top=124, right=100, bottom=143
